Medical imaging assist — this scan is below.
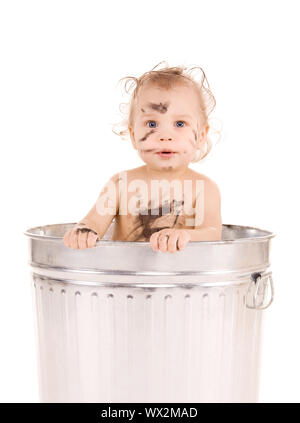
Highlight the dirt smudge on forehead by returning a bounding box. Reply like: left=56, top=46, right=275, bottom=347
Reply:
left=148, top=102, right=170, bottom=114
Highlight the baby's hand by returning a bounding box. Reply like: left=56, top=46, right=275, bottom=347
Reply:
left=150, top=228, right=191, bottom=253
left=63, top=225, right=99, bottom=250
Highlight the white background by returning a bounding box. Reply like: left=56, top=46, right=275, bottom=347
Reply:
left=0, top=0, right=299, bottom=402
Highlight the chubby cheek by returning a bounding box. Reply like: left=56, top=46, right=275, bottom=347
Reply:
left=181, top=148, right=196, bottom=162
left=134, top=128, right=157, bottom=154
left=179, top=128, right=199, bottom=155
left=138, top=128, right=156, bottom=143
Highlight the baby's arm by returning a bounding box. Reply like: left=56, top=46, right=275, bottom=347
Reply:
left=185, top=178, right=222, bottom=241
left=63, top=173, right=120, bottom=249
left=149, top=178, right=222, bottom=253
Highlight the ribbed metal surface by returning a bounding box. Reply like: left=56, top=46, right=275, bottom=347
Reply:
left=31, top=272, right=267, bottom=403
left=25, top=222, right=274, bottom=402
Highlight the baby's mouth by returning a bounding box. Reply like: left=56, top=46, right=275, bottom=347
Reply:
left=156, top=149, right=177, bottom=158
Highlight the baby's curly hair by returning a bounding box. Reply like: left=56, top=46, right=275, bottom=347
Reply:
left=112, top=61, right=219, bottom=163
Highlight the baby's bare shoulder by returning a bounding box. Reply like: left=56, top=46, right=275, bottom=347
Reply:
left=188, top=169, right=217, bottom=185
left=112, top=166, right=145, bottom=181
left=188, top=170, right=220, bottom=197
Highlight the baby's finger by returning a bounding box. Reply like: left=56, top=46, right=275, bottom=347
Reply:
left=177, top=232, right=190, bottom=251
left=167, top=232, right=178, bottom=253
left=158, top=232, right=169, bottom=253
left=150, top=232, right=160, bottom=251
left=70, top=229, right=79, bottom=249
left=78, top=230, right=88, bottom=249
left=87, top=231, right=98, bottom=248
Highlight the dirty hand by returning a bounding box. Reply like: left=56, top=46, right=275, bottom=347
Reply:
left=63, top=225, right=99, bottom=249
left=149, top=228, right=191, bottom=253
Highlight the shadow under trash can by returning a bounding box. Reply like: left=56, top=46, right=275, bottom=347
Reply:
left=24, top=221, right=275, bottom=403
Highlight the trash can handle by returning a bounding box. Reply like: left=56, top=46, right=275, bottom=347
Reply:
left=245, top=272, right=274, bottom=310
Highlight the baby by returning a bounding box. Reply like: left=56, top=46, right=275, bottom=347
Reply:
left=63, top=63, right=222, bottom=253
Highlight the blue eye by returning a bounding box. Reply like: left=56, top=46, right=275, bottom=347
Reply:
left=146, top=120, right=186, bottom=128
left=146, top=120, right=157, bottom=128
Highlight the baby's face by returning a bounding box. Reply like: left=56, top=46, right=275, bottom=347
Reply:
left=129, top=84, right=208, bottom=171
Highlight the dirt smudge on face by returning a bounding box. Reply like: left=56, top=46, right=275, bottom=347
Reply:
left=140, top=129, right=156, bottom=142
left=140, top=148, right=156, bottom=154
left=188, top=138, right=197, bottom=148
left=192, top=129, right=198, bottom=143
left=148, top=102, right=169, bottom=114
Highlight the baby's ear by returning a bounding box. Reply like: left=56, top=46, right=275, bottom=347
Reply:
left=198, top=124, right=209, bottom=146
left=129, top=127, right=137, bottom=149
left=200, top=123, right=209, bottom=138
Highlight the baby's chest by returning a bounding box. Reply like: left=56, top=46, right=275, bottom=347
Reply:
left=136, top=197, right=186, bottom=225
left=116, top=192, right=197, bottom=241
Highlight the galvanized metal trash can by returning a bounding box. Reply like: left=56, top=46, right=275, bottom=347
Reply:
left=24, top=222, right=275, bottom=403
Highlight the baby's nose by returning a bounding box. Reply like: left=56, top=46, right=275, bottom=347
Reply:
left=159, top=135, right=173, bottom=141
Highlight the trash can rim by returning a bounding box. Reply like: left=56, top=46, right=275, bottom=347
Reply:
left=24, top=222, right=275, bottom=245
